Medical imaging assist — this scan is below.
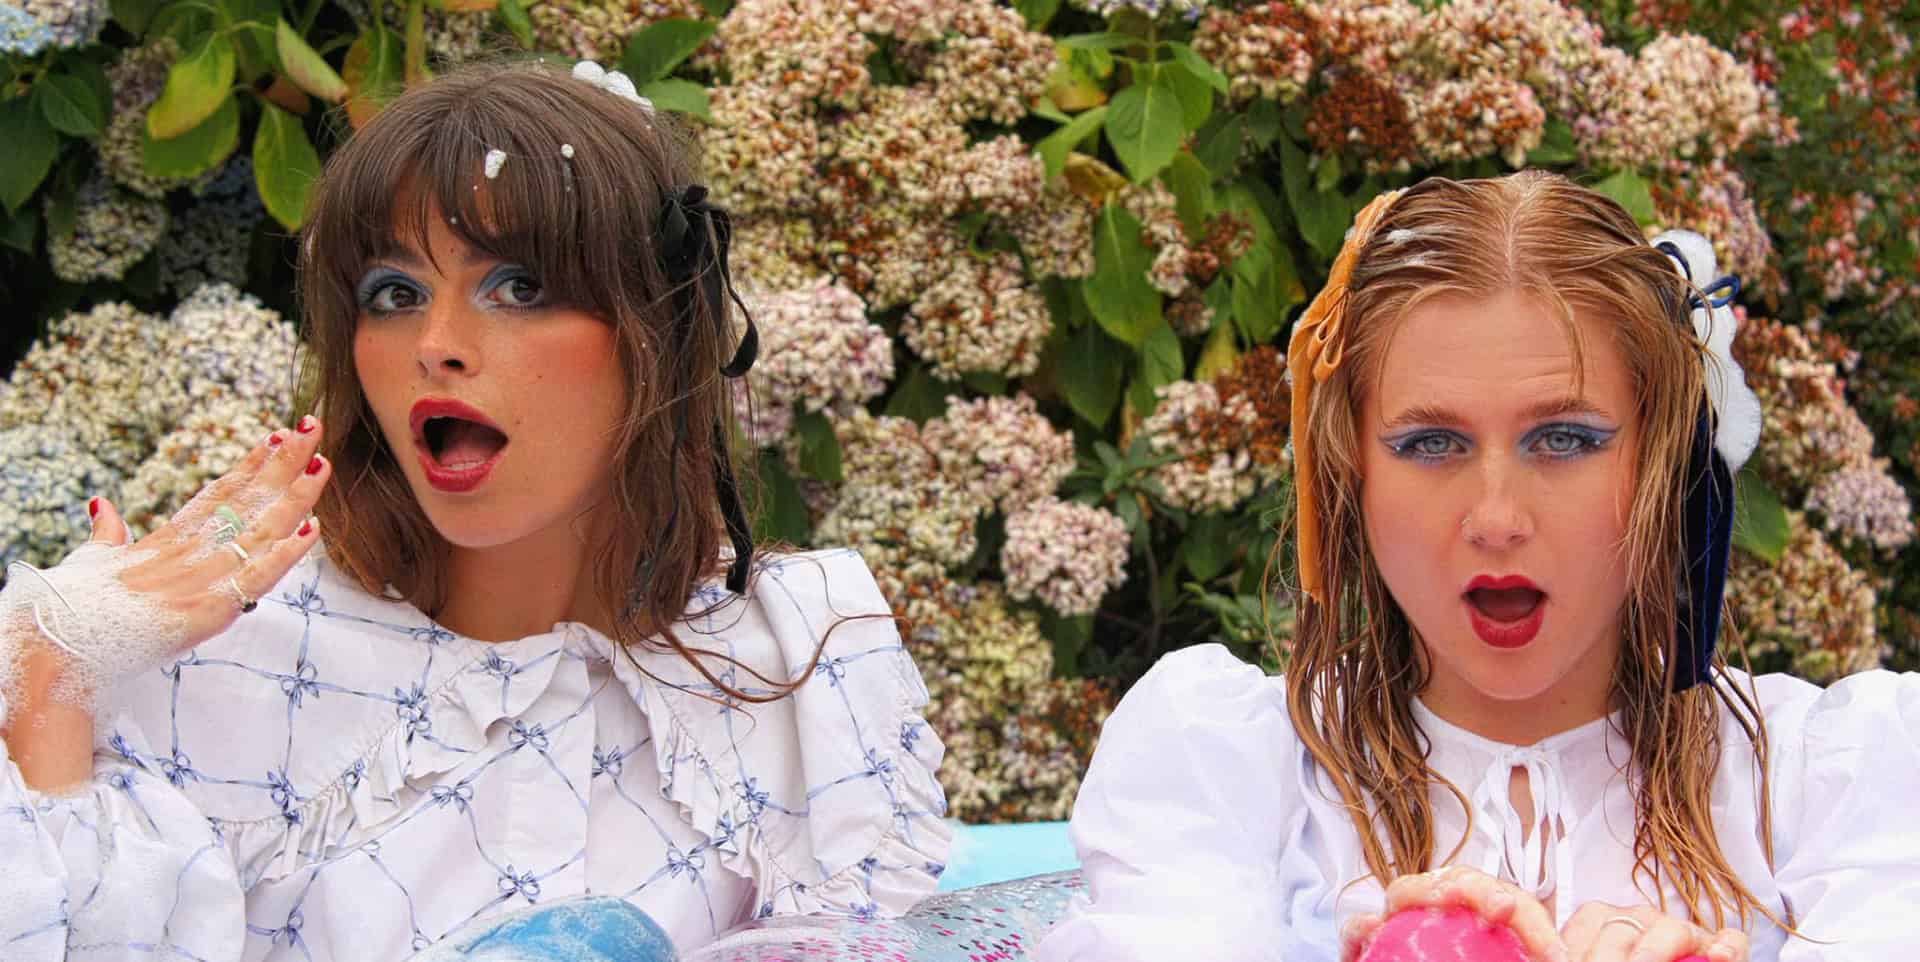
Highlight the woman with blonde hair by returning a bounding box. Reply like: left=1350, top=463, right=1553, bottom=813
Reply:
left=0, top=58, right=949, bottom=960
left=1035, top=170, right=1919, bottom=962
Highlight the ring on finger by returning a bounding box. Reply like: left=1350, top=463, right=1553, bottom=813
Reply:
left=221, top=576, right=258, bottom=614
left=1600, top=915, right=1648, bottom=936
left=222, top=541, right=251, bottom=564
left=210, top=505, right=246, bottom=545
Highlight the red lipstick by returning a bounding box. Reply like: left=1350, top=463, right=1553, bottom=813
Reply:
left=1463, top=574, right=1546, bottom=650
left=408, top=397, right=508, bottom=494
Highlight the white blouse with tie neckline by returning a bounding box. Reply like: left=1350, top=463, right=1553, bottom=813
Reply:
left=1037, top=643, right=1920, bottom=962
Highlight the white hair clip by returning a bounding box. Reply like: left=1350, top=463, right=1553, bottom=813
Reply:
left=1652, top=229, right=1762, bottom=474
left=572, top=61, right=652, bottom=113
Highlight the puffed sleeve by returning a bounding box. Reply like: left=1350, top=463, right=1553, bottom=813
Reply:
left=618, top=548, right=952, bottom=921
left=1034, top=643, right=1301, bottom=962
left=0, top=692, right=245, bottom=961
left=1769, top=669, right=1920, bottom=959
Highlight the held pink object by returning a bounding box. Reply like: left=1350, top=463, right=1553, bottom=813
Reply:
left=1356, top=907, right=1534, bottom=962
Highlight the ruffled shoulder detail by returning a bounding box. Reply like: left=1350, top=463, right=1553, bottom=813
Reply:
left=1038, top=643, right=1303, bottom=962
left=102, top=552, right=575, bottom=887
left=604, top=548, right=952, bottom=920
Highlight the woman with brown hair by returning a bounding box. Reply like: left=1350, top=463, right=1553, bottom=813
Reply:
left=0, top=59, right=949, bottom=960
left=1036, top=171, right=1918, bottom=962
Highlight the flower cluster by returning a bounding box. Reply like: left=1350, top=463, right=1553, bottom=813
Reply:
left=911, top=581, right=1110, bottom=822
left=1575, top=34, right=1787, bottom=170
left=1791, top=191, right=1886, bottom=302
left=1007, top=179, right=1097, bottom=281
left=0, top=286, right=299, bottom=564
left=2, top=0, right=105, bottom=55
left=100, top=40, right=191, bottom=199
left=716, top=0, right=874, bottom=109
left=1070, top=0, right=1205, bottom=22
left=48, top=178, right=168, bottom=283
left=158, top=158, right=264, bottom=299
left=920, top=394, right=1076, bottom=513
left=1803, top=466, right=1917, bottom=554
left=1726, top=510, right=1882, bottom=684
left=0, top=425, right=121, bottom=568
left=902, top=251, right=1051, bottom=380
left=918, top=3, right=1055, bottom=127
left=527, top=0, right=704, bottom=62
left=1192, top=2, right=1316, bottom=106
left=814, top=410, right=983, bottom=604
left=737, top=277, right=893, bottom=447
left=1141, top=347, right=1293, bottom=514
left=1001, top=497, right=1131, bottom=617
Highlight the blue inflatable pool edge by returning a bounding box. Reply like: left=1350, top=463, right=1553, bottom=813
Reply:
left=938, top=819, right=1077, bottom=891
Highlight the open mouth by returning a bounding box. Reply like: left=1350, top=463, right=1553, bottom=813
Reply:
left=1465, top=586, right=1546, bottom=624
left=421, top=416, right=510, bottom=468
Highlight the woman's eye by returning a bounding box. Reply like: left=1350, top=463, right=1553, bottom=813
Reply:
left=1393, top=433, right=1460, bottom=460
left=488, top=273, right=546, bottom=308
left=368, top=282, right=424, bottom=312
left=1533, top=426, right=1607, bottom=458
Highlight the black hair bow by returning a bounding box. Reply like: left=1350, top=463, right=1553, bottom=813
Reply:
left=658, top=184, right=758, bottom=595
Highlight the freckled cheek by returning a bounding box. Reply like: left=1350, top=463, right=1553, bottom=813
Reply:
left=352, top=327, right=411, bottom=431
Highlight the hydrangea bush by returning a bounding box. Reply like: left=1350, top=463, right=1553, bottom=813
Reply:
left=3, top=0, right=1914, bottom=819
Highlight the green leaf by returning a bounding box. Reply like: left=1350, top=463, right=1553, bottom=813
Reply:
left=1036, top=105, right=1107, bottom=180
left=36, top=74, right=109, bottom=138
left=1732, top=469, right=1791, bottom=564
left=1058, top=32, right=1137, bottom=53
left=1059, top=320, right=1128, bottom=427
left=1105, top=63, right=1183, bottom=183
left=1164, top=41, right=1228, bottom=94
left=1129, top=319, right=1183, bottom=415
left=344, top=22, right=405, bottom=126
left=1244, top=96, right=1283, bottom=148
left=1182, top=513, right=1232, bottom=581
left=621, top=18, right=716, bottom=83
left=1279, top=137, right=1348, bottom=261
left=1162, top=149, right=1213, bottom=236
left=1085, top=201, right=1163, bottom=346
left=1526, top=118, right=1576, bottom=166
left=1013, top=0, right=1062, bottom=29
left=1314, top=152, right=1341, bottom=192
left=1159, top=57, right=1212, bottom=130
left=1194, top=310, right=1238, bottom=381
left=277, top=20, right=349, bottom=103
left=1593, top=169, right=1657, bottom=226
left=496, top=0, right=534, bottom=47
left=109, top=0, right=167, bottom=33
left=793, top=410, right=844, bottom=484
left=148, top=34, right=236, bottom=139
left=1193, top=112, right=1243, bottom=179
left=0, top=205, right=37, bottom=253
left=637, top=78, right=710, bottom=120
left=751, top=450, right=811, bottom=544
left=254, top=103, right=321, bottom=230
left=403, top=0, right=430, bottom=84
left=884, top=364, right=954, bottom=424
left=143, top=93, right=239, bottom=180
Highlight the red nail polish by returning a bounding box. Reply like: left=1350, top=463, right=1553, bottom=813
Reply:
left=268, top=432, right=284, bottom=447
left=297, top=415, right=318, bottom=434
left=88, top=497, right=100, bottom=519
left=306, top=456, right=324, bottom=475
left=298, top=519, right=315, bottom=537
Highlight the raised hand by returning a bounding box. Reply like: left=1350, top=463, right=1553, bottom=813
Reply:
left=1, top=417, right=332, bottom=789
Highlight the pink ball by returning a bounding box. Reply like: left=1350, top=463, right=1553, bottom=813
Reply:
left=1356, top=907, right=1534, bottom=962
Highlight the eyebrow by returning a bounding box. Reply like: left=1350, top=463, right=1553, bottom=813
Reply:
left=1380, top=396, right=1614, bottom=431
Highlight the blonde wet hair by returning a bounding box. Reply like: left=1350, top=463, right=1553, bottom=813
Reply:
left=1282, top=170, right=1781, bottom=929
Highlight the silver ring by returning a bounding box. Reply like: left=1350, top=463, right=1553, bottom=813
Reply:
left=222, top=577, right=258, bottom=614
left=223, top=541, right=251, bottom=564
left=1601, top=915, right=1648, bottom=936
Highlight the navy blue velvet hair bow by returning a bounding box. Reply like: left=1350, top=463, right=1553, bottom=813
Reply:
left=1657, top=241, right=1744, bottom=692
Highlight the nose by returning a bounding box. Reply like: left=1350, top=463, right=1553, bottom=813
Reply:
left=1460, top=457, right=1534, bottom=549
left=415, top=299, right=477, bottom=378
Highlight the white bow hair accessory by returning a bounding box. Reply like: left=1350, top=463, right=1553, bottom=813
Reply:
left=572, top=60, right=652, bottom=112
left=1651, top=229, right=1762, bottom=474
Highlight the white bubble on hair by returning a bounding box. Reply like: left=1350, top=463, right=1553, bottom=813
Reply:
left=1385, top=228, right=1417, bottom=245
left=484, top=149, right=508, bottom=180
left=560, top=143, right=575, bottom=159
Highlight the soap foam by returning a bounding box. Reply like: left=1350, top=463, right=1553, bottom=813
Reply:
left=1, top=542, right=191, bottom=720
